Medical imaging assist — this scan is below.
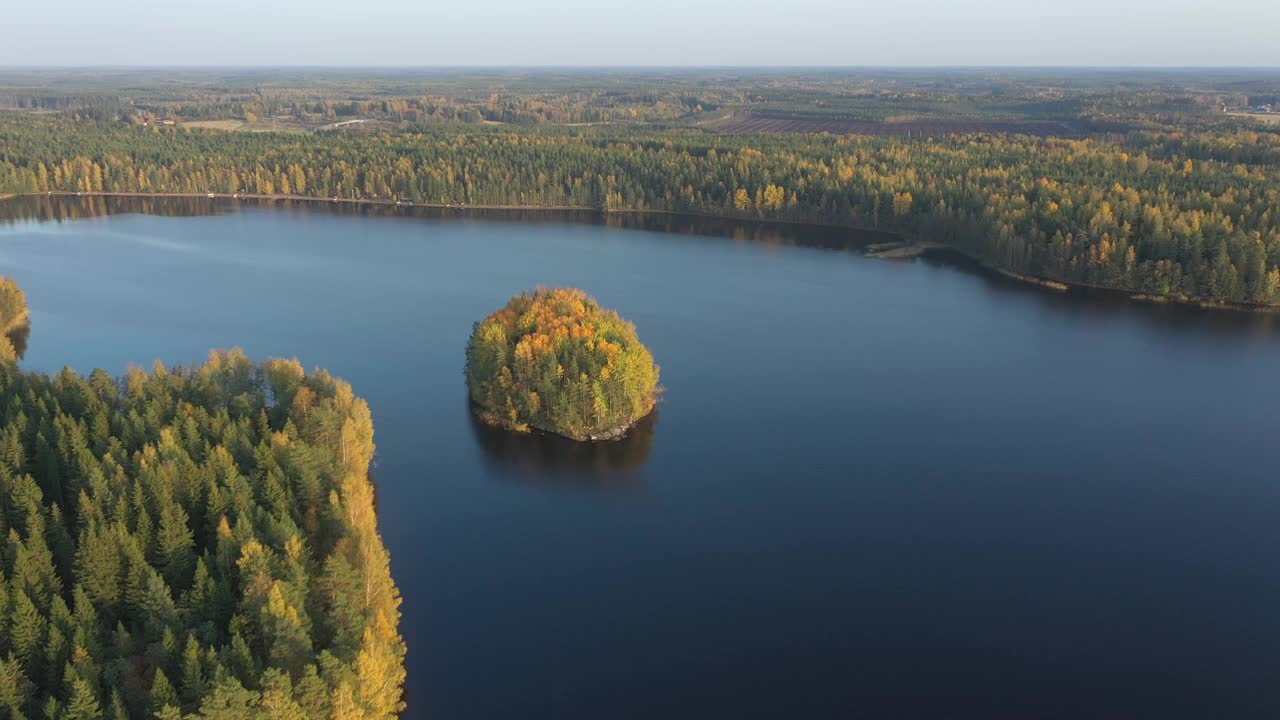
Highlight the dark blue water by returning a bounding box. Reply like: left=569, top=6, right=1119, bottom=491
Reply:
left=3, top=198, right=1280, bottom=719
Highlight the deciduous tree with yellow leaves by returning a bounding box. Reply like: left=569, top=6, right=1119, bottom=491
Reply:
left=467, top=288, right=660, bottom=441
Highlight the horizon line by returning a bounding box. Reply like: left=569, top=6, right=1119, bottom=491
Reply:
left=1, top=64, right=1279, bottom=71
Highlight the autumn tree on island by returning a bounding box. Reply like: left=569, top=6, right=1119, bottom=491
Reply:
left=467, top=288, right=660, bottom=441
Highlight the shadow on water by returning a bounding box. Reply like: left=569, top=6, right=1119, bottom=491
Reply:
left=468, top=402, right=657, bottom=489
left=923, top=250, right=1280, bottom=337
left=0, top=195, right=238, bottom=225
left=0, top=195, right=898, bottom=251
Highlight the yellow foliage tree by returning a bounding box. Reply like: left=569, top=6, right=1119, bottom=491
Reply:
left=467, top=288, right=660, bottom=440
left=893, top=191, right=913, bottom=217
left=762, top=184, right=786, bottom=211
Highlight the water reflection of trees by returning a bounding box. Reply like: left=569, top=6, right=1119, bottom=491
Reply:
left=9, top=197, right=1280, bottom=339
left=0, top=197, right=899, bottom=253
left=602, top=211, right=899, bottom=251
left=0, top=195, right=233, bottom=225
left=469, top=403, right=656, bottom=488
left=923, top=251, right=1280, bottom=338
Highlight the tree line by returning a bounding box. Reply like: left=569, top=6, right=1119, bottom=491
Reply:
left=2, top=114, right=1279, bottom=304
left=0, top=344, right=406, bottom=719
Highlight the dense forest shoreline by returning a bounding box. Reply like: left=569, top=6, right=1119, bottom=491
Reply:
left=0, top=346, right=408, bottom=719
left=3, top=113, right=1279, bottom=308
left=957, top=249, right=1280, bottom=312
left=6, top=190, right=1278, bottom=314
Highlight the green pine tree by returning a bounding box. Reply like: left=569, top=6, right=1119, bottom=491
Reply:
left=62, top=675, right=101, bottom=720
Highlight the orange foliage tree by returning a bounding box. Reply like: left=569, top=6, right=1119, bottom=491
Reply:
left=467, top=288, right=659, bottom=441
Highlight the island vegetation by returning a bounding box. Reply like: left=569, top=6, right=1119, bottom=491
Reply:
left=0, top=342, right=406, bottom=719
left=467, top=288, right=659, bottom=441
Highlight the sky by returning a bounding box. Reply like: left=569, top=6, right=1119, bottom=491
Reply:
left=3, top=0, right=1277, bottom=67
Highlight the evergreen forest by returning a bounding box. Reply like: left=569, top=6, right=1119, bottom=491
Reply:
left=0, top=278, right=406, bottom=720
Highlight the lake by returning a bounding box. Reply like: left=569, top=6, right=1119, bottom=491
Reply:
left=3, top=196, right=1280, bottom=719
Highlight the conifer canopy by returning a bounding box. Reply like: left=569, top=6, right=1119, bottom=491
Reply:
left=0, top=347, right=406, bottom=719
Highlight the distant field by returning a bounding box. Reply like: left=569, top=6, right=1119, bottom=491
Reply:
left=180, top=118, right=379, bottom=134
left=1225, top=112, right=1280, bottom=125
left=182, top=119, right=245, bottom=130
left=711, top=114, right=1075, bottom=137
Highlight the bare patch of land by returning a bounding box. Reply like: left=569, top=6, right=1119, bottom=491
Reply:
left=864, top=240, right=946, bottom=259
left=316, top=118, right=396, bottom=132
left=1225, top=112, right=1280, bottom=125
left=711, top=113, right=1075, bottom=137
left=182, top=119, right=246, bottom=131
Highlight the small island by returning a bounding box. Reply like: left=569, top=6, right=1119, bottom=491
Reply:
left=467, top=288, right=660, bottom=441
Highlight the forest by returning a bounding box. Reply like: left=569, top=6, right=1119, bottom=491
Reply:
left=468, top=288, right=659, bottom=441
left=0, top=335, right=406, bottom=719
left=1, top=108, right=1278, bottom=306
left=0, top=66, right=1277, bottom=719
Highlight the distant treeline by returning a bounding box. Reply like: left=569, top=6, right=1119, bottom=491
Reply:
left=148, top=93, right=715, bottom=126
left=1, top=114, right=1279, bottom=304
left=0, top=97, right=127, bottom=124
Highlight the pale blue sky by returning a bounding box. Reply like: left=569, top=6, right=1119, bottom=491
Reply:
left=3, top=0, right=1277, bottom=66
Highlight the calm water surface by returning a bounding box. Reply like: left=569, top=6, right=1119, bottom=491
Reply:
left=3, top=198, right=1279, bottom=719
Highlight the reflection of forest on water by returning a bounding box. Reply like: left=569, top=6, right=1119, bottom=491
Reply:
left=469, top=403, right=657, bottom=488
left=6, top=196, right=1280, bottom=339
left=0, top=195, right=236, bottom=225
left=922, top=251, right=1280, bottom=338
left=603, top=211, right=900, bottom=251
left=0, top=196, right=899, bottom=253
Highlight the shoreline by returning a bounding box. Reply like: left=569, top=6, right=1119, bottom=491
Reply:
left=13, top=190, right=594, bottom=212
left=471, top=402, right=657, bottom=443
left=5, top=191, right=1278, bottom=314
left=976, top=257, right=1280, bottom=313
left=993, top=267, right=1070, bottom=292
left=864, top=240, right=948, bottom=259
